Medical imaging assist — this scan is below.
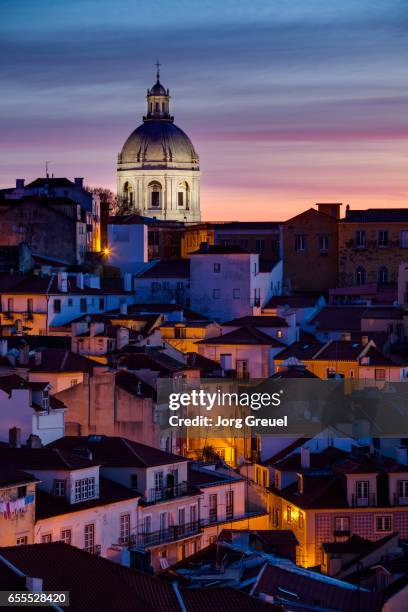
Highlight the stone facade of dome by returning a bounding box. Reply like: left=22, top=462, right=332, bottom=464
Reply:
left=117, top=71, right=200, bottom=222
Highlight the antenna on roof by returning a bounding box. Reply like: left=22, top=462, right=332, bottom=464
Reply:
left=45, top=161, right=51, bottom=179
left=155, top=59, right=161, bottom=81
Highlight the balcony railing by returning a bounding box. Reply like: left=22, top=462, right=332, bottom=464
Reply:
left=132, top=520, right=201, bottom=548
left=351, top=493, right=376, bottom=507
left=393, top=493, right=408, bottom=506
left=143, top=482, right=195, bottom=504
left=83, top=544, right=101, bottom=555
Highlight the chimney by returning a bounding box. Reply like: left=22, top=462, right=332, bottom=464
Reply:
left=76, top=272, right=84, bottom=289
left=19, top=341, right=29, bottom=365
left=34, top=349, right=42, bottom=366
left=120, top=302, right=128, bottom=315
left=396, top=447, right=408, bottom=465
left=16, top=178, right=25, bottom=189
left=123, top=273, right=132, bottom=292
left=316, top=203, right=342, bottom=219
left=57, top=271, right=68, bottom=293
left=9, top=427, right=21, bottom=448
left=26, top=577, right=43, bottom=593
left=301, top=447, right=311, bottom=469
left=74, top=177, right=84, bottom=189
left=26, top=434, right=42, bottom=449
left=0, top=338, right=8, bottom=357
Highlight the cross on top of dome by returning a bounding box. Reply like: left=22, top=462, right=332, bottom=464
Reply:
left=145, top=62, right=173, bottom=122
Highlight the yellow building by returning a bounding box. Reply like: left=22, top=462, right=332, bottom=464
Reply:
left=181, top=223, right=214, bottom=258
left=160, top=320, right=221, bottom=354
left=0, top=470, right=38, bottom=547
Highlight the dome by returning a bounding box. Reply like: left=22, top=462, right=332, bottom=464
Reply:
left=119, top=121, right=199, bottom=167
left=149, top=80, right=167, bottom=95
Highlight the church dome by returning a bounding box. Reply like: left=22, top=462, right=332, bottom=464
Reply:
left=119, top=121, right=199, bottom=167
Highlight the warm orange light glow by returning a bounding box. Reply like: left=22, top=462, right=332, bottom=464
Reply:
left=103, top=247, right=111, bottom=256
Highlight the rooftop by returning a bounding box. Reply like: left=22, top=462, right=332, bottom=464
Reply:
left=136, top=259, right=189, bottom=278
left=197, top=326, right=284, bottom=347
left=343, top=208, right=408, bottom=223
left=223, top=316, right=288, bottom=328
left=0, top=447, right=99, bottom=471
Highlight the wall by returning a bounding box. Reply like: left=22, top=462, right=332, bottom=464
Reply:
left=0, top=482, right=36, bottom=547
left=107, top=224, right=148, bottom=273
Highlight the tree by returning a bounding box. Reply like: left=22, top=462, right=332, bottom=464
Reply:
left=85, top=186, right=118, bottom=215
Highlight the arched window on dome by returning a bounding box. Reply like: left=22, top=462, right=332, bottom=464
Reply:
left=148, top=181, right=162, bottom=208
left=177, top=181, right=190, bottom=210
left=123, top=182, right=134, bottom=207
left=356, top=266, right=366, bottom=286
left=378, top=266, right=389, bottom=284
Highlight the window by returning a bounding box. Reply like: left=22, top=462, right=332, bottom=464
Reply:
left=7, top=297, right=14, bottom=313
left=159, top=512, right=167, bottom=533
left=190, top=504, right=197, bottom=524
left=213, top=263, right=221, bottom=273
left=60, top=529, right=72, bottom=545
left=17, top=486, right=27, bottom=498
left=16, top=536, right=28, bottom=546
left=356, top=266, right=366, bottom=285
left=120, top=514, right=130, bottom=544
left=149, top=182, right=161, bottom=207
left=233, top=288, right=240, bottom=299
left=42, top=390, right=49, bottom=412
left=213, top=288, right=220, bottom=299
left=295, top=234, right=306, bottom=251
left=298, top=512, right=304, bottom=529
left=27, top=298, right=33, bottom=314
left=80, top=298, right=87, bottom=313
left=74, top=477, right=96, bottom=502
left=256, top=239, right=265, bottom=253
left=335, top=516, right=350, bottom=534
left=375, top=368, right=386, bottom=380
left=178, top=192, right=184, bottom=207
left=378, top=267, right=389, bottom=284
left=84, top=523, right=95, bottom=552
left=99, top=298, right=104, bottom=310
left=239, top=239, right=248, bottom=249
left=276, top=330, right=283, bottom=338
left=53, top=299, right=61, bottom=313
left=378, top=230, right=389, bottom=247
left=41, top=533, right=52, bottom=543
left=68, top=298, right=73, bottom=307
left=142, top=515, right=151, bottom=534
left=70, top=379, right=78, bottom=387
left=287, top=505, right=292, bottom=523
left=174, top=326, right=186, bottom=339
left=356, top=480, right=369, bottom=504
left=275, top=472, right=281, bottom=489
left=401, top=231, right=408, bottom=248
left=154, top=471, right=164, bottom=491
left=54, top=480, right=66, bottom=497
left=398, top=480, right=408, bottom=500
left=319, top=235, right=329, bottom=252
left=209, top=494, right=218, bottom=523
left=220, top=354, right=232, bottom=370
left=376, top=515, right=392, bottom=532
left=355, top=230, right=366, bottom=248
left=236, top=359, right=249, bottom=379
left=130, top=474, right=138, bottom=490
left=226, top=490, right=234, bottom=519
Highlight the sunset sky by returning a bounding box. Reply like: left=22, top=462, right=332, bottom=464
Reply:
left=1, top=0, right=407, bottom=220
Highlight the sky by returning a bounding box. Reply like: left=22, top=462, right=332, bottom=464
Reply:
left=1, top=0, right=407, bottom=220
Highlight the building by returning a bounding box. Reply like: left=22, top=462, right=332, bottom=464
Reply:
left=339, top=206, right=408, bottom=287
left=0, top=176, right=101, bottom=257
left=213, top=221, right=282, bottom=262
left=267, top=442, right=408, bottom=568
left=0, top=271, right=136, bottom=335
left=283, top=203, right=341, bottom=292
left=117, top=66, right=200, bottom=222
left=0, top=467, right=38, bottom=547
left=106, top=220, right=148, bottom=273
left=134, top=259, right=190, bottom=306
left=189, top=245, right=281, bottom=323
left=0, top=374, right=65, bottom=445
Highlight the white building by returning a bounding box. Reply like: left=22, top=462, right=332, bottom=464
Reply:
left=117, top=65, right=200, bottom=222
left=189, top=245, right=281, bottom=323
left=0, top=374, right=65, bottom=445
left=133, top=259, right=190, bottom=306
left=107, top=222, right=148, bottom=273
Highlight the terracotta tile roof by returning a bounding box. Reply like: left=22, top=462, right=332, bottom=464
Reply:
left=180, top=587, right=280, bottom=611
left=115, top=370, right=156, bottom=399
left=0, top=273, right=130, bottom=295
left=35, top=477, right=139, bottom=520
left=0, top=542, right=178, bottom=611
left=118, top=350, right=185, bottom=374
left=197, top=326, right=284, bottom=347
left=0, top=374, right=27, bottom=394
left=223, top=316, right=288, bottom=328
left=136, top=259, right=190, bottom=278
left=185, top=352, right=222, bottom=375
left=191, top=244, right=253, bottom=255
left=28, top=349, right=99, bottom=373
left=188, top=464, right=242, bottom=487
left=254, top=562, right=384, bottom=612
left=0, top=467, right=38, bottom=488
left=0, top=447, right=99, bottom=470
left=309, top=306, right=366, bottom=332
left=274, top=447, right=348, bottom=471
left=312, top=340, right=366, bottom=361
left=275, top=341, right=323, bottom=361
left=47, top=435, right=188, bottom=468
left=322, top=533, right=396, bottom=555
left=361, top=306, right=404, bottom=320
left=262, top=438, right=311, bottom=466
left=264, top=294, right=322, bottom=309
left=343, top=208, right=408, bottom=223
left=26, top=177, right=76, bottom=189
left=270, top=365, right=318, bottom=379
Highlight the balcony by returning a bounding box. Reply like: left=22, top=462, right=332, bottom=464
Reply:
left=132, top=520, right=201, bottom=548
left=351, top=493, right=376, bottom=507
left=83, top=544, right=101, bottom=555
left=143, top=482, right=197, bottom=505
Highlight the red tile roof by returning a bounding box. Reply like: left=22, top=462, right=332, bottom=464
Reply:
left=0, top=542, right=178, bottom=611
left=136, top=259, right=190, bottom=278
left=223, top=316, right=288, bottom=328
left=197, top=326, right=284, bottom=347
left=0, top=447, right=99, bottom=470
left=264, top=294, right=322, bottom=309
left=47, top=435, right=187, bottom=468
left=309, top=306, right=367, bottom=332
left=253, top=562, right=383, bottom=611
left=180, top=587, right=280, bottom=611
left=0, top=467, right=38, bottom=488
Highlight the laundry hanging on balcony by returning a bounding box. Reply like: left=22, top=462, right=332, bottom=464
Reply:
left=0, top=494, right=34, bottom=519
